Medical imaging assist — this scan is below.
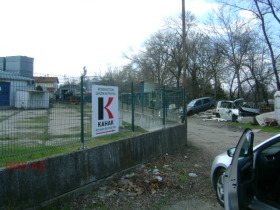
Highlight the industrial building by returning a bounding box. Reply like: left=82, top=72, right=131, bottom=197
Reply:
left=0, top=56, right=34, bottom=78
left=0, top=56, right=49, bottom=109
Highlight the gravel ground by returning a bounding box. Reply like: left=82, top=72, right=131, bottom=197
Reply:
left=53, top=116, right=279, bottom=210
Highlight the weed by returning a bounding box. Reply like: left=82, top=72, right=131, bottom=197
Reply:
left=226, top=122, right=280, bottom=132
left=174, top=161, right=187, bottom=169
left=178, top=174, right=190, bottom=184
left=86, top=202, right=109, bottom=209
left=159, top=192, right=172, bottom=205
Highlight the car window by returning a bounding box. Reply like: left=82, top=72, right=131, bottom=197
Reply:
left=203, top=98, right=210, bottom=104
left=234, top=101, right=243, bottom=107
left=188, top=100, right=195, bottom=106
left=195, top=100, right=202, bottom=106
left=220, top=102, right=227, bottom=108
left=261, top=142, right=280, bottom=155
left=239, top=132, right=253, bottom=159
left=228, top=102, right=233, bottom=109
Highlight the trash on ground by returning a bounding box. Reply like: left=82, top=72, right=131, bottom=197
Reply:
left=256, top=112, right=277, bottom=126
left=189, top=173, right=198, bottom=178
left=153, top=169, right=160, bottom=175
left=154, top=176, right=163, bottom=182
left=125, top=173, right=135, bottom=179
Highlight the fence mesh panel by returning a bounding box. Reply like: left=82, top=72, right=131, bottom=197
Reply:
left=0, top=74, right=184, bottom=167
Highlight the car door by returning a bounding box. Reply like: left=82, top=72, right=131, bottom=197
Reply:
left=193, top=100, right=202, bottom=113
left=224, top=128, right=254, bottom=210
left=218, top=102, right=232, bottom=120
left=202, top=98, right=211, bottom=110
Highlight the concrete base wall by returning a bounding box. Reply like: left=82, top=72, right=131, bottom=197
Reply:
left=0, top=124, right=186, bottom=210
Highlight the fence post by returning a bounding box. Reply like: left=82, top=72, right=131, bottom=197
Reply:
left=162, top=86, right=166, bottom=127
left=121, top=93, right=124, bottom=122
left=141, top=92, right=144, bottom=113
left=80, top=75, right=85, bottom=149
left=182, top=87, right=186, bottom=123
left=165, top=89, right=168, bottom=119
left=131, top=82, right=135, bottom=134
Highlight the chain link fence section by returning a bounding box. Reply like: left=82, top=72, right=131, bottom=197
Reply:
left=119, top=83, right=184, bottom=131
left=0, top=74, right=184, bottom=166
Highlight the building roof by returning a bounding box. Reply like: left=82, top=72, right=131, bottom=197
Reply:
left=34, top=77, right=59, bottom=83
left=0, top=70, right=34, bottom=81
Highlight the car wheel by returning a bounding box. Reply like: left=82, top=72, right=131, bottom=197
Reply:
left=232, top=114, right=237, bottom=122
left=187, top=111, right=193, bottom=116
left=215, top=168, right=226, bottom=207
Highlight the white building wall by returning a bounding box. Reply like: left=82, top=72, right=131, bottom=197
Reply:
left=15, top=90, right=49, bottom=109
left=10, top=80, right=33, bottom=107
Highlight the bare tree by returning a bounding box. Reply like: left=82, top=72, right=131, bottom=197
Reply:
left=163, top=12, right=197, bottom=88
left=216, top=0, right=280, bottom=90
left=206, top=7, right=255, bottom=99
left=131, top=31, right=175, bottom=86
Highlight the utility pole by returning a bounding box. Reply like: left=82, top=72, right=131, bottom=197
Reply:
left=182, top=0, right=188, bottom=142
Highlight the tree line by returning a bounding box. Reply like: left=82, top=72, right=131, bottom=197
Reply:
left=99, top=0, right=280, bottom=104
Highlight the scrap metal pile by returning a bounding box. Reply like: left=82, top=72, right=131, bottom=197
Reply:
left=194, top=98, right=277, bottom=126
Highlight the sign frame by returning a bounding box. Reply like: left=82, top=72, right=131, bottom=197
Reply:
left=92, top=85, right=119, bottom=137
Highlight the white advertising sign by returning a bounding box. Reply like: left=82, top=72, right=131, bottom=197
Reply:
left=92, top=85, right=119, bottom=137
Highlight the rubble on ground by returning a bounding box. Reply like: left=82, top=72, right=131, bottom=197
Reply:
left=256, top=112, right=278, bottom=127
left=193, top=109, right=278, bottom=127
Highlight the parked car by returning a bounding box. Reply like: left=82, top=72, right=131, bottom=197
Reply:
left=186, top=97, right=215, bottom=116
left=215, top=99, right=260, bottom=122
left=211, top=128, right=280, bottom=210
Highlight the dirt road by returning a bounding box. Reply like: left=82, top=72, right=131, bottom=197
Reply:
left=187, top=116, right=279, bottom=159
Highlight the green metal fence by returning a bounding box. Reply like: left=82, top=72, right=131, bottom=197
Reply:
left=0, top=74, right=184, bottom=167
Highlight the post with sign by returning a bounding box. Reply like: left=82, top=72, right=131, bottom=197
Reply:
left=92, top=85, right=119, bottom=137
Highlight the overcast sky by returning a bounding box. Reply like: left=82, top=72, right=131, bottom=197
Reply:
left=0, top=0, right=217, bottom=77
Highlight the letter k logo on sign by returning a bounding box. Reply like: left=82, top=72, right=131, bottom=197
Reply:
left=104, top=97, right=114, bottom=118
left=98, top=97, right=114, bottom=120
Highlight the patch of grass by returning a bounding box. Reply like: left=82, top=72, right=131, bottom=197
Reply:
left=41, top=133, right=50, bottom=141
left=159, top=197, right=169, bottom=205
left=85, top=202, right=109, bottom=210
left=84, top=131, right=133, bottom=148
left=0, top=136, right=13, bottom=140
left=21, top=116, right=49, bottom=124
left=226, top=122, right=280, bottom=132
left=52, top=134, right=80, bottom=138
left=0, top=145, right=80, bottom=168
left=17, top=125, right=47, bottom=129
left=178, top=174, right=190, bottom=184
left=38, top=203, right=72, bottom=210
left=0, top=121, right=147, bottom=168
left=174, top=161, right=187, bottom=169
left=158, top=192, right=172, bottom=205
left=118, top=201, right=135, bottom=209
left=118, top=121, right=147, bottom=135
left=186, top=143, right=199, bottom=151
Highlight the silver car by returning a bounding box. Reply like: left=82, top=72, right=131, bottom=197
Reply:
left=211, top=129, right=280, bottom=210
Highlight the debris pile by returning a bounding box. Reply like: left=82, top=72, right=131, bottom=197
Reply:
left=256, top=112, right=278, bottom=127
left=105, top=165, right=172, bottom=200
left=191, top=98, right=278, bottom=127
left=59, top=147, right=215, bottom=210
